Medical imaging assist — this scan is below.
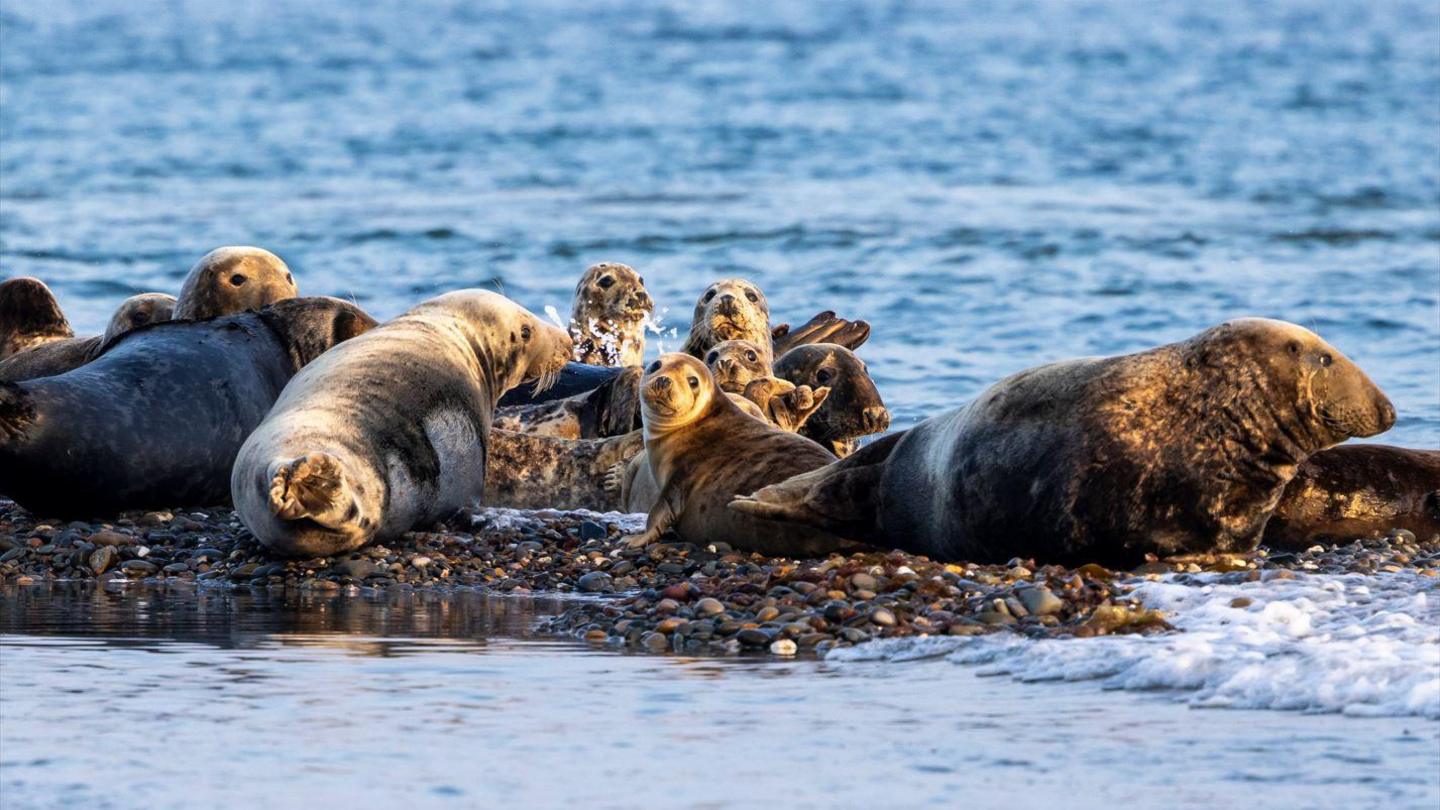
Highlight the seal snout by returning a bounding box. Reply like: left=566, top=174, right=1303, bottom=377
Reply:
left=863, top=405, right=891, bottom=433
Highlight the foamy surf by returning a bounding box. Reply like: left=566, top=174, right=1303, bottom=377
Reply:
left=830, top=571, right=1440, bottom=719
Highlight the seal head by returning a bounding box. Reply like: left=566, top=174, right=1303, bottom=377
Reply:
left=174, top=246, right=298, bottom=320
left=0, top=277, right=72, bottom=358
left=775, top=343, right=889, bottom=456
left=704, top=339, right=770, bottom=394
left=570, top=261, right=653, bottom=367
left=680, top=278, right=772, bottom=365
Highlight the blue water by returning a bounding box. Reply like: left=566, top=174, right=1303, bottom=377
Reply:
left=1, top=2, right=1438, bottom=807
left=2, top=0, right=1437, bottom=440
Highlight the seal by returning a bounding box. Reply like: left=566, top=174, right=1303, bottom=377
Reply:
left=492, top=366, right=643, bottom=439
left=774, top=343, right=889, bottom=456
left=704, top=339, right=770, bottom=394
left=569, top=261, right=653, bottom=366
left=772, top=310, right=872, bottom=356
left=0, top=297, right=376, bottom=517
left=500, top=361, right=625, bottom=406
left=231, top=290, right=573, bottom=557
left=174, top=246, right=298, bottom=320
left=732, top=319, right=1396, bottom=566
left=485, top=428, right=644, bottom=510
left=1264, top=444, right=1439, bottom=548
left=0, top=292, right=177, bottom=383
left=621, top=353, right=855, bottom=556
left=680, top=279, right=776, bottom=365
left=0, top=277, right=71, bottom=359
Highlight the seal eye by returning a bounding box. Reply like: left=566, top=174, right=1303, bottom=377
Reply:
left=598, top=276, right=615, bottom=289
left=706, top=352, right=718, bottom=364
left=816, top=369, right=833, bottom=383
left=703, top=289, right=716, bottom=302
left=229, top=274, right=247, bottom=286
left=639, top=277, right=646, bottom=285
left=745, top=291, right=758, bottom=303
left=647, top=361, right=661, bottom=374
left=687, top=376, right=700, bottom=389
left=745, top=350, right=757, bottom=362
left=285, top=272, right=294, bottom=285
left=1320, top=353, right=1333, bottom=367
left=521, top=325, right=532, bottom=341
left=1287, top=342, right=1299, bottom=355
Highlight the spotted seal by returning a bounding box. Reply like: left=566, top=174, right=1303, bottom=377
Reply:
left=0, top=292, right=177, bottom=383
left=569, top=262, right=653, bottom=366
left=174, top=246, right=297, bottom=320
left=492, top=366, right=643, bottom=439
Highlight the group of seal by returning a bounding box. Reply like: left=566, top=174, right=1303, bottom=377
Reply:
left=1, top=251, right=1434, bottom=565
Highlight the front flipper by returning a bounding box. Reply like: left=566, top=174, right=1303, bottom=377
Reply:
left=744, top=378, right=830, bottom=433
left=268, top=453, right=356, bottom=529
left=728, top=431, right=902, bottom=541
left=772, top=311, right=872, bottom=355
left=624, top=483, right=684, bottom=548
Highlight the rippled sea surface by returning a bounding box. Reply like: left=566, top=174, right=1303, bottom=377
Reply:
left=2, top=1, right=1438, bottom=807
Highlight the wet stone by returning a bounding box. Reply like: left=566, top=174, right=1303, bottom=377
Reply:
left=577, top=571, right=613, bottom=593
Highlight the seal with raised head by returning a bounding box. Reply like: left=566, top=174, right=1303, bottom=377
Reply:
left=0, top=277, right=72, bottom=359
left=1264, top=444, right=1439, bottom=549
left=622, top=353, right=854, bottom=556
left=680, top=279, right=776, bottom=365
left=174, top=246, right=298, bottom=320
left=774, top=343, right=889, bottom=456
left=569, top=261, right=653, bottom=366
left=492, top=366, right=643, bottom=439
left=0, top=297, right=376, bottom=516
left=732, top=319, right=1396, bottom=566
left=0, top=292, right=177, bottom=383
left=232, top=290, right=573, bottom=557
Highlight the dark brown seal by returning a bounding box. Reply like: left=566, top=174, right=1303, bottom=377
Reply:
left=0, top=293, right=176, bottom=383
left=492, top=366, right=643, bottom=439
left=1264, top=444, right=1439, bottom=548
left=624, top=353, right=853, bottom=556
left=774, top=343, right=889, bottom=456
left=569, top=261, right=653, bottom=367
left=0, top=297, right=376, bottom=517
left=732, top=319, right=1396, bottom=566
left=174, top=246, right=298, bottom=320
left=0, top=277, right=72, bottom=359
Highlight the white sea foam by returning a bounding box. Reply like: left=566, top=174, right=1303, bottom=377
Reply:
left=830, top=572, right=1440, bottom=719
left=470, top=506, right=648, bottom=534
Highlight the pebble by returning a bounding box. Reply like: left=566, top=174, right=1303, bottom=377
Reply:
left=576, top=571, right=613, bottom=593
left=694, top=597, right=725, bottom=616
left=120, top=560, right=158, bottom=576
left=769, top=639, right=798, bottom=656
left=1016, top=585, right=1064, bottom=616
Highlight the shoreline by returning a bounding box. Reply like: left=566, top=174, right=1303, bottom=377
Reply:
left=2, top=499, right=1435, bottom=657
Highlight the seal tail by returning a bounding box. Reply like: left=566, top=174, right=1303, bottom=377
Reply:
left=0, top=381, right=36, bottom=442
left=267, top=453, right=356, bottom=528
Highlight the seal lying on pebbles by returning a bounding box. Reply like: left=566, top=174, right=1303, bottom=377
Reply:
left=0, top=277, right=72, bottom=359
left=174, top=246, right=297, bottom=320
left=0, top=293, right=177, bottom=383
left=624, top=353, right=853, bottom=556
left=733, top=319, right=1396, bottom=566
left=492, top=366, right=643, bottom=439
left=1264, top=445, right=1439, bottom=549
left=484, top=429, right=644, bottom=510
left=774, top=343, right=889, bottom=456
left=232, top=290, right=573, bottom=557
left=569, top=262, right=652, bottom=366
left=0, top=298, right=375, bottom=516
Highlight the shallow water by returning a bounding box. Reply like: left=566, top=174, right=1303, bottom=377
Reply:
left=2, top=1, right=1438, bottom=805
left=2, top=583, right=1438, bottom=810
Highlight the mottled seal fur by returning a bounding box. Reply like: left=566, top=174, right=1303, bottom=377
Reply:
left=704, top=339, right=770, bottom=394
left=0, top=297, right=376, bottom=516
left=680, top=279, right=776, bottom=365
left=623, top=353, right=853, bottom=556
left=231, top=290, right=572, bottom=557
left=485, top=429, right=644, bottom=510
left=569, top=262, right=653, bottom=366
left=0, top=292, right=176, bottom=383
left=1264, top=444, right=1439, bottom=548
left=174, top=246, right=297, bottom=320
left=0, top=277, right=72, bottom=359
left=732, top=319, right=1396, bottom=566
left=774, top=343, right=889, bottom=456
left=492, top=366, right=643, bottom=439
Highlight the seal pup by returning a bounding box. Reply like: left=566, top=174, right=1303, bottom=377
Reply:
left=0, top=297, right=376, bottom=516
left=622, top=353, right=854, bottom=556
left=732, top=319, right=1396, bottom=566
left=0, top=292, right=177, bottom=382
left=232, top=290, right=573, bottom=557
left=0, top=277, right=72, bottom=359
left=680, top=279, right=776, bottom=365
left=492, top=366, right=643, bottom=439
left=174, top=246, right=298, bottom=320
left=704, top=339, right=770, bottom=394
left=774, top=343, right=889, bottom=456
left=485, top=429, right=644, bottom=510
left=703, top=339, right=830, bottom=431
left=1264, top=444, right=1439, bottom=548
left=569, top=261, right=653, bottom=366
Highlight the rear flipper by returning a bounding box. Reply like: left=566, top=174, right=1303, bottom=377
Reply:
left=772, top=311, right=872, bottom=355
left=0, top=381, right=35, bottom=441
left=728, top=430, right=903, bottom=541
left=268, top=453, right=356, bottom=529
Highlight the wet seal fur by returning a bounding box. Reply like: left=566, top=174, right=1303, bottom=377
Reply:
left=0, top=297, right=375, bottom=516
left=492, top=366, right=643, bottom=439
left=1264, top=444, right=1439, bottom=549
left=0, top=293, right=176, bottom=383
left=232, top=290, right=573, bottom=557
left=174, top=246, right=298, bottom=320
left=732, top=319, right=1396, bottom=566
left=570, top=262, right=653, bottom=366
left=0, top=277, right=72, bottom=359
left=485, top=429, right=644, bottom=510
left=623, top=353, right=854, bottom=556
left=774, top=343, right=889, bottom=456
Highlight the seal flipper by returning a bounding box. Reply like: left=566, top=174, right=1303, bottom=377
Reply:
left=772, top=311, right=871, bottom=355
left=268, top=453, right=357, bottom=528
left=728, top=430, right=903, bottom=540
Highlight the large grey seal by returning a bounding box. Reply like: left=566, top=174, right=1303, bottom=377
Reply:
left=569, top=261, right=653, bottom=366
left=0, top=293, right=176, bottom=382
left=231, top=290, right=573, bottom=557
left=0, top=277, right=72, bottom=359
left=1264, top=444, right=1439, bottom=548
left=623, top=353, right=853, bottom=556
left=174, top=246, right=297, bottom=320
left=732, top=319, right=1396, bottom=566
left=679, top=279, right=776, bottom=364
left=492, top=366, right=643, bottom=439
left=774, top=343, right=889, bottom=456
left=485, top=429, right=644, bottom=510
left=0, top=297, right=375, bottom=517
